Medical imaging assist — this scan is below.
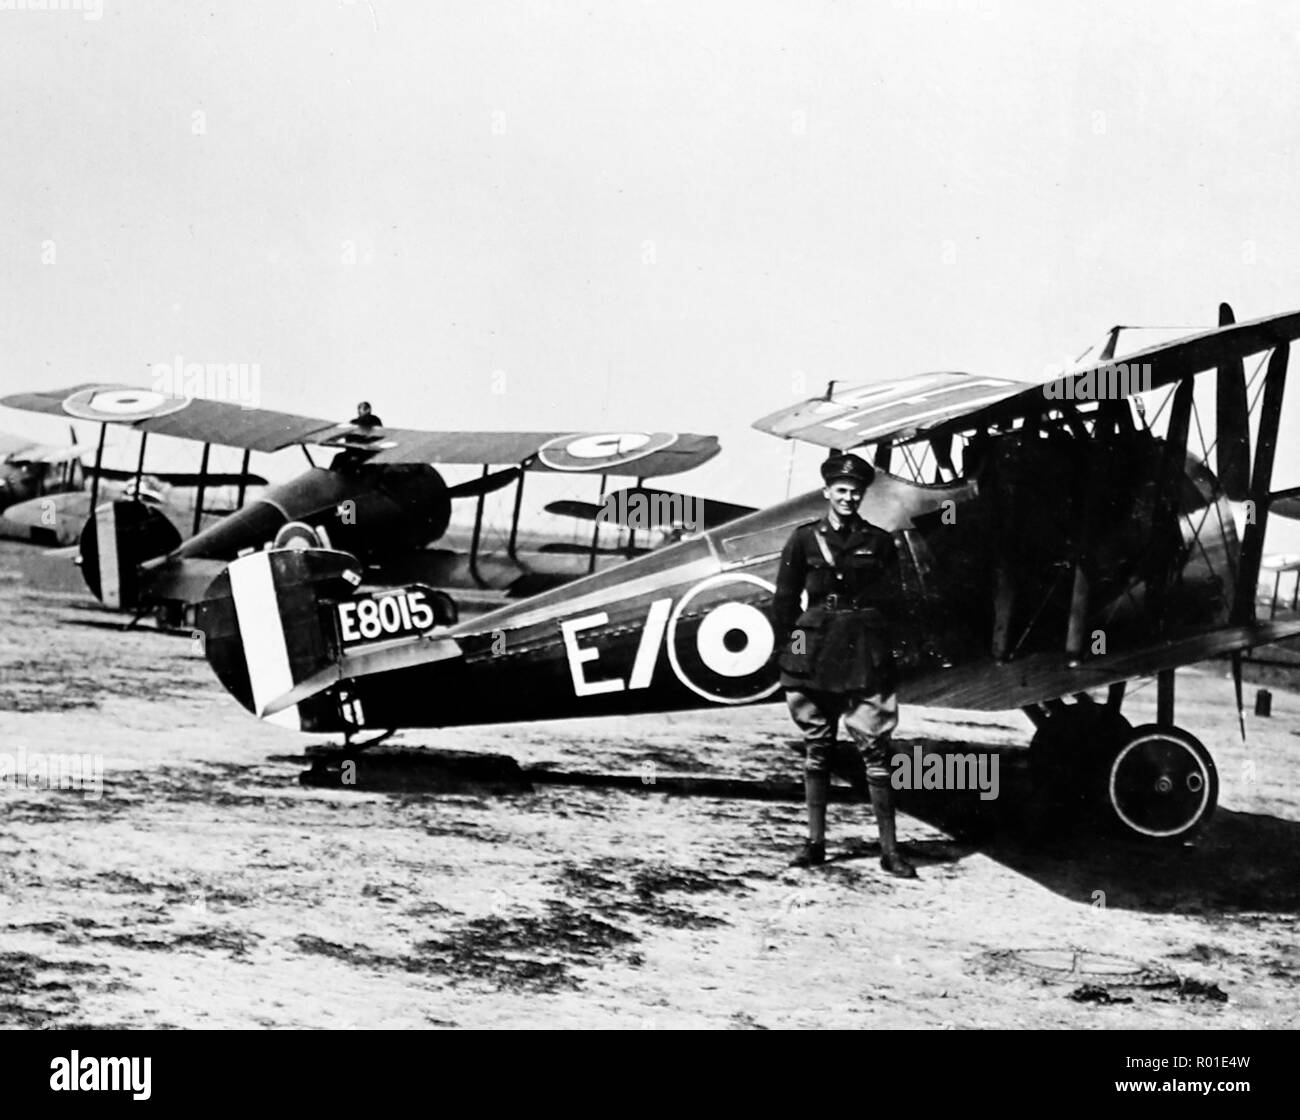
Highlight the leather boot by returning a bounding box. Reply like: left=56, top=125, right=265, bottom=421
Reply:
left=830, top=739, right=870, bottom=799
left=868, top=775, right=917, bottom=878
left=791, top=772, right=829, bottom=867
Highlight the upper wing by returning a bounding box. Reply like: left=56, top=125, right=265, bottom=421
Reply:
left=924, top=307, right=1300, bottom=441
left=752, top=309, right=1300, bottom=451
left=751, top=372, right=1028, bottom=450
left=353, top=429, right=721, bottom=477
left=1, top=384, right=337, bottom=452
left=0, top=385, right=720, bottom=477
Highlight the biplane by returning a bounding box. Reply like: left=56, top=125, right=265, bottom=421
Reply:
left=0, top=385, right=723, bottom=622
left=0, top=435, right=88, bottom=517
left=186, top=304, right=1300, bottom=845
left=0, top=429, right=265, bottom=547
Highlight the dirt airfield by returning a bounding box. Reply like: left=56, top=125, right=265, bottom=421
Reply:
left=0, top=542, right=1297, bottom=1030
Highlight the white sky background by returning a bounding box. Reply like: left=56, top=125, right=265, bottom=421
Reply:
left=2, top=0, right=1300, bottom=550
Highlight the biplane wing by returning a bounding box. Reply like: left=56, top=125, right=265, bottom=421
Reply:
left=352, top=430, right=719, bottom=478
left=1, top=384, right=332, bottom=452
left=752, top=309, right=1300, bottom=452
left=751, top=372, right=1027, bottom=450
left=922, top=307, right=1300, bottom=440
left=0, top=385, right=720, bottom=477
left=902, top=618, right=1300, bottom=711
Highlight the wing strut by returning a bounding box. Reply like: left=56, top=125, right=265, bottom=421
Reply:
left=930, top=433, right=955, bottom=481
left=236, top=449, right=252, bottom=508
left=89, top=422, right=107, bottom=511
left=469, top=464, right=490, bottom=588
left=192, top=443, right=211, bottom=536
left=506, top=463, right=528, bottom=561
left=1215, top=302, right=1251, bottom=500
left=1231, top=652, right=1246, bottom=743
left=588, top=473, right=608, bottom=574
left=1232, top=344, right=1289, bottom=624
left=1065, top=455, right=1100, bottom=666
left=133, top=432, right=149, bottom=495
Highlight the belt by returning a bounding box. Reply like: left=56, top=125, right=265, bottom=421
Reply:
left=817, top=594, right=874, bottom=612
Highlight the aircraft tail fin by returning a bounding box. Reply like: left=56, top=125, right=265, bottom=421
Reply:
left=195, top=547, right=458, bottom=730
left=78, top=500, right=182, bottom=609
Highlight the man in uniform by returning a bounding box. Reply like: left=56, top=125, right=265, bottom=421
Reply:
left=772, top=453, right=917, bottom=877
left=352, top=401, right=384, bottom=429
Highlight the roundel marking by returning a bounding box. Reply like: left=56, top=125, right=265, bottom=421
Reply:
left=62, top=386, right=190, bottom=422
left=695, top=602, right=774, bottom=677
left=564, top=433, right=651, bottom=459
left=272, top=521, right=323, bottom=551
left=537, top=431, right=677, bottom=472
left=666, top=573, right=780, bottom=704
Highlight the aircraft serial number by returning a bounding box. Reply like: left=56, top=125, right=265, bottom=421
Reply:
left=336, top=590, right=435, bottom=645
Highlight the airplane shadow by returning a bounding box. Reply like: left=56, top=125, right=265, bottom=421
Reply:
left=291, top=737, right=1300, bottom=914
left=893, top=738, right=1300, bottom=915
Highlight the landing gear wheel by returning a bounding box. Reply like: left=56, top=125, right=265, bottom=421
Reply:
left=1101, top=725, right=1217, bottom=842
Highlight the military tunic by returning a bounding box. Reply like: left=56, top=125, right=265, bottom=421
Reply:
left=772, top=515, right=900, bottom=693
left=772, top=514, right=901, bottom=778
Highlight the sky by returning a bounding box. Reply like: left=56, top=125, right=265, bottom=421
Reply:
left=2, top=0, right=1300, bottom=550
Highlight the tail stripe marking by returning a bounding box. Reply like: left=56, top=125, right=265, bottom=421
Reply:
left=228, top=551, right=302, bottom=730
left=96, top=502, right=121, bottom=609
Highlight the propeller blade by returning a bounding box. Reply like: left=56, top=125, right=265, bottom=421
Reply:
left=1269, top=484, right=1300, bottom=520
left=545, top=499, right=603, bottom=521
left=446, top=467, right=521, bottom=500
left=1215, top=302, right=1251, bottom=500
left=547, top=489, right=755, bottom=531
left=1231, top=651, right=1246, bottom=744
left=1164, top=376, right=1194, bottom=464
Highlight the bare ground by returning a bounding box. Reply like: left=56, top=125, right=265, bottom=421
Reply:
left=0, top=545, right=1297, bottom=1029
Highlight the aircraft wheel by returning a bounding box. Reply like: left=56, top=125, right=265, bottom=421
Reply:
left=1100, top=725, right=1217, bottom=842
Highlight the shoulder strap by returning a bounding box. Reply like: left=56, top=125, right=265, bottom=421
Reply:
left=812, top=528, right=836, bottom=567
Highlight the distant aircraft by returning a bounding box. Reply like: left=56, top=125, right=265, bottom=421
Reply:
left=192, top=305, right=1300, bottom=845
left=0, top=430, right=265, bottom=547
left=0, top=436, right=87, bottom=517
